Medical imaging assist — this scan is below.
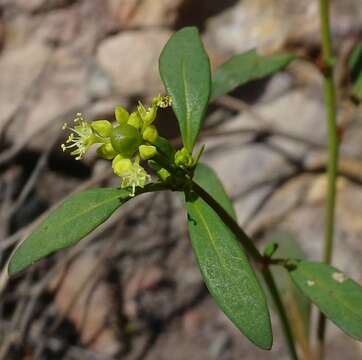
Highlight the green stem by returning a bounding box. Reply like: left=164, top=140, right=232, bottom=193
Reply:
left=191, top=181, right=298, bottom=360
left=191, top=181, right=263, bottom=264
left=317, top=0, right=339, bottom=357
left=262, top=267, right=299, bottom=360
left=136, top=182, right=170, bottom=195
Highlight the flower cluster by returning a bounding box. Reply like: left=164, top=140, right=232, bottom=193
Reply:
left=61, top=95, right=172, bottom=195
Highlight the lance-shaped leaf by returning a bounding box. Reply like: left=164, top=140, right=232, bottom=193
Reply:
left=159, top=27, right=211, bottom=151
left=185, top=164, right=272, bottom=350
left=349, top=41, right=362, bottom=100
left=212, top=50, right=295, bottom=98
left=8, top=188, right=132, bottom=274
left=289, top=261, right=362, bottom=341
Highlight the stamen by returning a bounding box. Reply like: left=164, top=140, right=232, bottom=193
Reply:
left=61, top=113, right=96, bottom=160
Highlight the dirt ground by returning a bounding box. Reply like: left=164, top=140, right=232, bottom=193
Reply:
left=0, top=1, right=362, bottom=359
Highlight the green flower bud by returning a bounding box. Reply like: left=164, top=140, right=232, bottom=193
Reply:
left=137, top=102, right=157, bottom=126
left=139, top=145, right=157, bottom=160
left=112, top=155, right=132, bottom=176
left=111, top=124, right=142, bottom=158
left=97, top=142, right=117, bottom=160
left=115, top=106, right=130, bottom=126
left=91, top=120, right=113, bottom=138
left=157, top=168, right=171, bottom=182
left=143, top=107, right=157, bottom=126
left=175, top=147, right=194, bottom=168
left=142, top=125, right=158, bottom=143
left=127, top=112, right=142, bottom=129
left=137, top=102, right=147, bottom=118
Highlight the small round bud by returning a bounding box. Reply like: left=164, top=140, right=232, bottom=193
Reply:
left=127, top=112, right=142, bottom=129
left=158, top=168, right=171, bottom=182
left=111, top=124, right=142, bottom=158
left=91, top=120, right=113, bottom=137
left=139, top=145, right=157, bottom=160
left=175, top=147, right=194, bottom=168
left=142, top=125, right=158, bottom=143
left=97, top=142, right=117, bottom=160
left=143, top=107, right=157, bottom=126
left=115, top=106, right=130, bottom=126
left=112, top=155, right=132, bottom=176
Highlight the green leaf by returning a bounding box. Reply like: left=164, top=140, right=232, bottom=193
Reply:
left=159, top=27, right=211, bottom=152
left=8, top=188, right=131, bottom=274
left=289, top=261, right=362, bottom=341
left=349, top=41, right=362, bottom=100
left=270, top=233, right=311, bottom=341
left=185, top=164, right=272, bottom=350
left=211, top=50, right=295, bottom=98
left=154, top=136, right=175, bottom=162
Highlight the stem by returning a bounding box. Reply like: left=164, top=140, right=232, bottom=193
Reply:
left=317, top=0, right=339, bottom=357
left=136, top=182, right=170, bottom=195
left=262, top=267, right=299, bottom=360
left=191, top=181, right=263, bottom=264
left=191, top=181, right=298, bottom=360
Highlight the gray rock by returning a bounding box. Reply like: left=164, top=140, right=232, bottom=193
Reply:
left=10, top=0, right=75, bottom=12
left=108, top=0, right=185, bottom=28
left=87, top=61, right=113, bottom=101
left=205, top=0, right=293, bottom=55
left=208, top=331, right=232, bottom=359
left=205, top=0, right=362, bottom=56
left=96, top=30, right=171, bottom=97
left=0, top=42, right=51, bottom=134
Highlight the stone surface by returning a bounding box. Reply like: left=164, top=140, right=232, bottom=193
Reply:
left=4, top=46, right=89, bottom=151
left=0, top=41, right=51, bottom=134
left=205, top=0, right=362, bottom=56
left=96, top=29, right=171, bottom=97
left=108, top=0, right=185, bottom=28
left=206, top=0, right=291, bottom=55
left=8, top=0, right=75, bottom=12
left=50, top=253, right=120, bottom=356
left=1, top=1, right=362, bottom=359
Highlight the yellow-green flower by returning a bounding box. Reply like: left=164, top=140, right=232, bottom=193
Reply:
left=152, top=95, right=172, bottom=108
left=113, top=155, right=150, bottom=196
left=61, top=113, right=98, bottom=160
left=62, top=95, right=172, bottom=194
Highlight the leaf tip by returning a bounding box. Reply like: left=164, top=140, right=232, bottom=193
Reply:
left=7, top=255, right=23, bottom=275
left=256, top=333, right=273, bottom=351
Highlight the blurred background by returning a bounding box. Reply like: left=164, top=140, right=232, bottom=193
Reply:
left=0, top=0, right=362, bottom=359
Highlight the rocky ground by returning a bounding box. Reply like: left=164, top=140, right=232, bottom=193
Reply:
left=0, top=0, right=362, bottom=359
